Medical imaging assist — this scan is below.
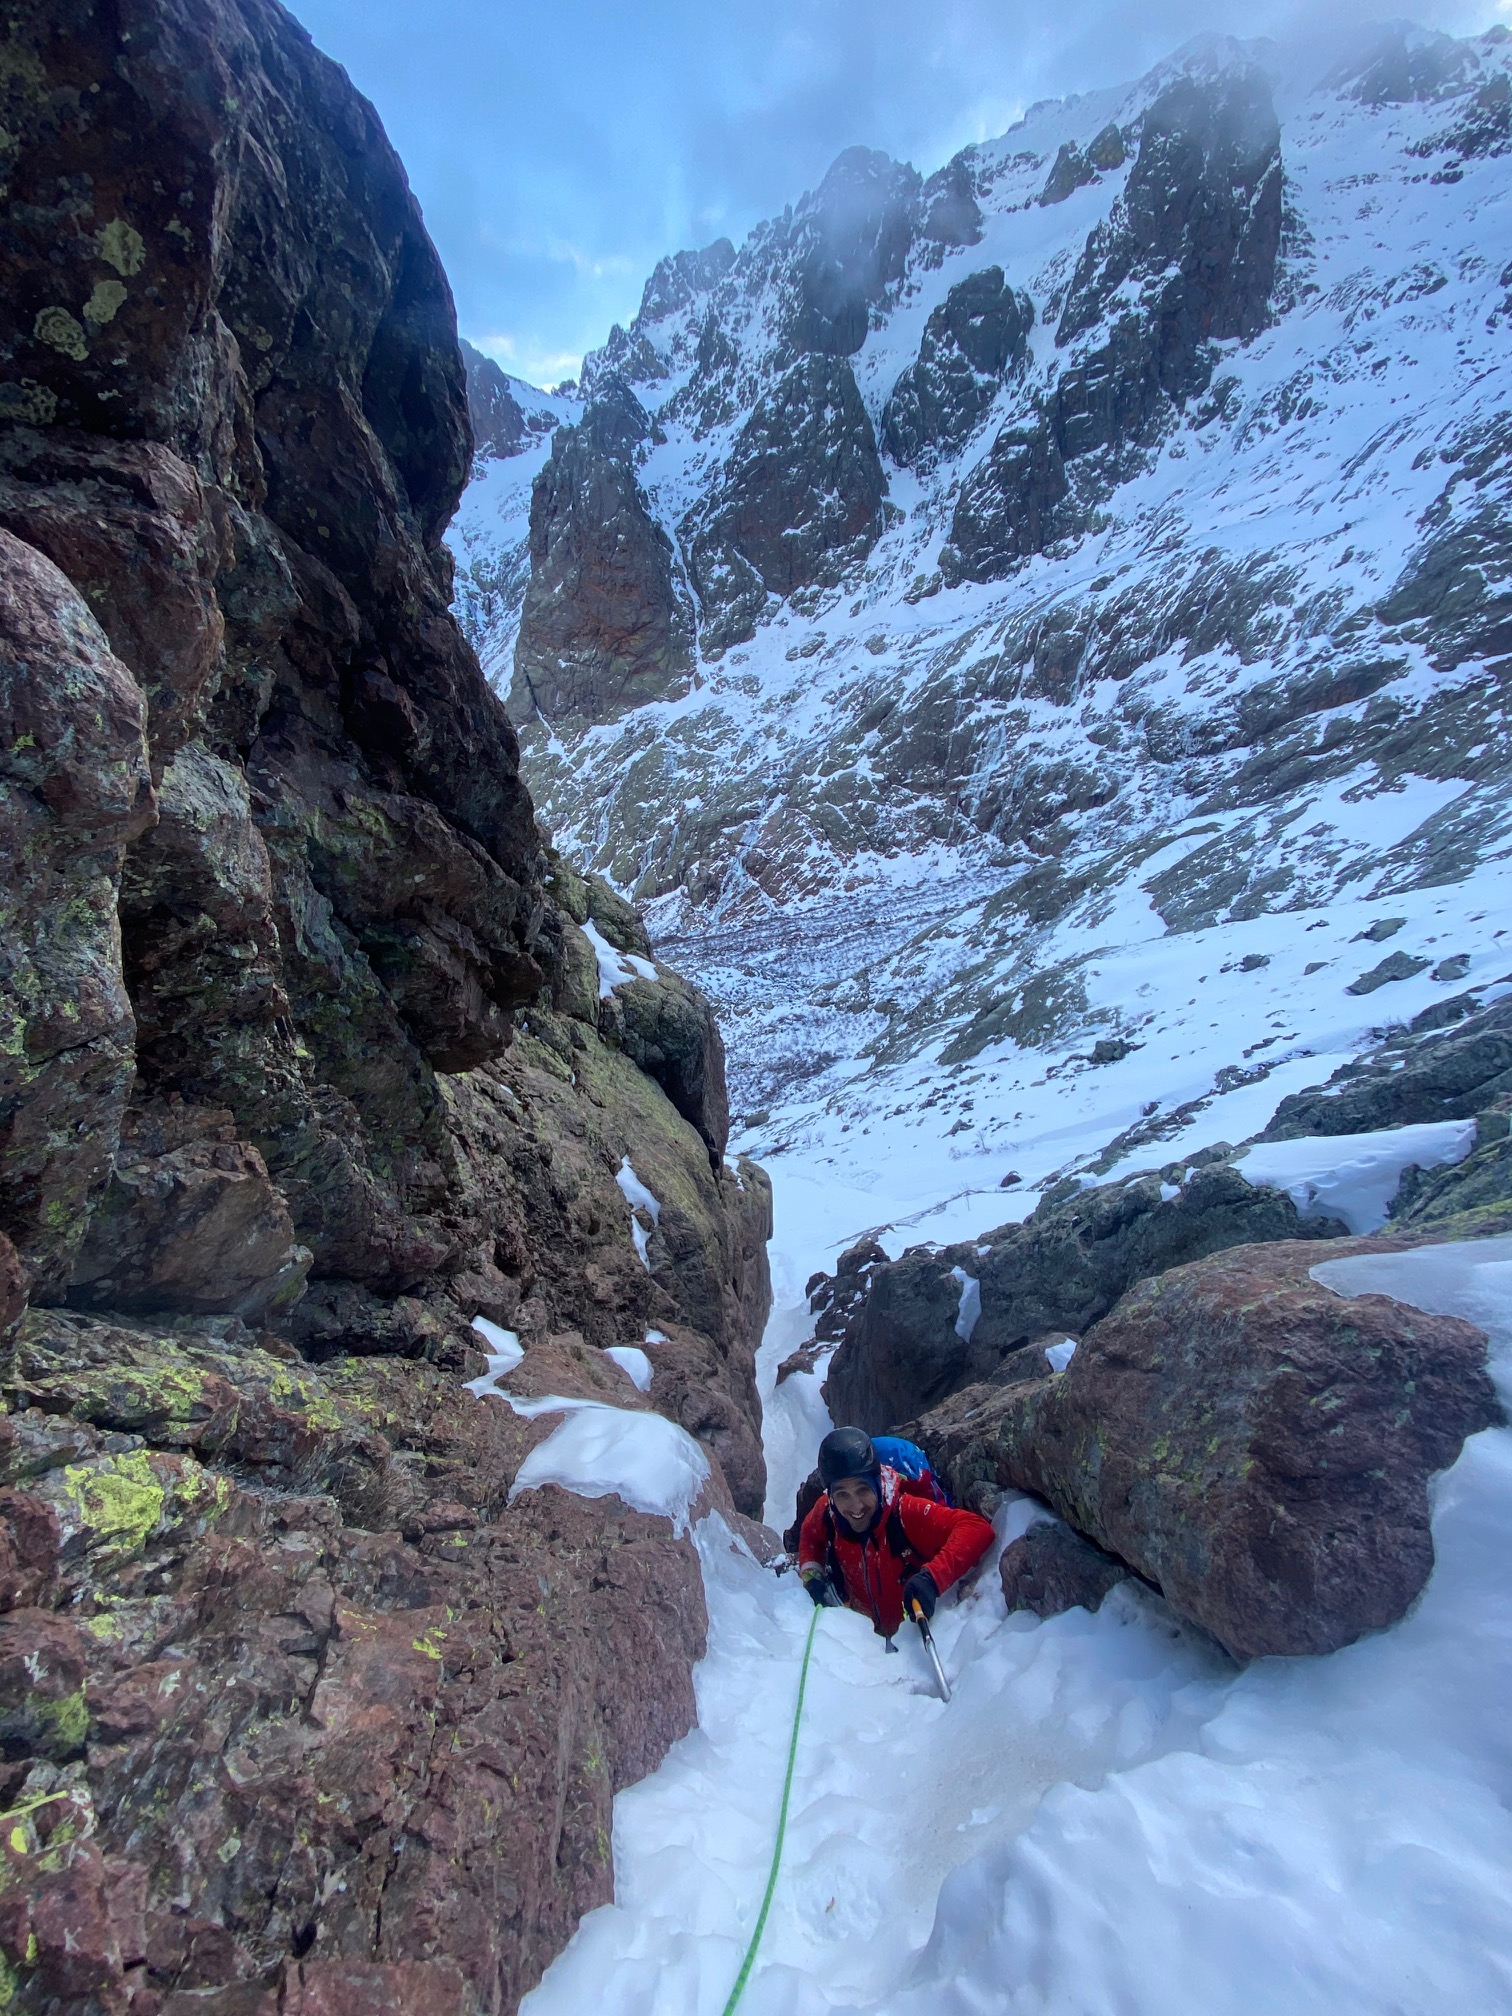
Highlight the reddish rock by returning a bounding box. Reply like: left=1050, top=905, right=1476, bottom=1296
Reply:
left=69, top=1101, right=310, bottom=1319
left=1000, top=1521, right=1128, bottom=1619
left=921, top=1238, right=1502, bottom=1659
left=0, top=1611, right=89, bottom=1756
left=0, top=1487, right=62, bottom=1610
left=0, top=1233, right=23, bottom=1347
left=0, top=1332, right=709, bottom=2015
left=284, top=1961, right=468, bottom=2016
left=513, top=390, right=694, bottom=726
left=0, top=432, right=226, bottom=777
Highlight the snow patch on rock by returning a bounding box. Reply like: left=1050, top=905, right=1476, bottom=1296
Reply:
left=510, top=1404, right=710, bottom=1534
left=1237, top=1119, right=1477, bottom=1234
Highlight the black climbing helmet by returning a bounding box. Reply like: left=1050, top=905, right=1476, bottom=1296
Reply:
left=818, top=1427, right=879, bottom=1490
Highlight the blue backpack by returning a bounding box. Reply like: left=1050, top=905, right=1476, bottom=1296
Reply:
left=872, top=1435, right=952, bottom=1506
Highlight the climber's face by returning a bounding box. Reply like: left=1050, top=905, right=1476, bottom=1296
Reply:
left=829, top=1476, right=878, bottom=1532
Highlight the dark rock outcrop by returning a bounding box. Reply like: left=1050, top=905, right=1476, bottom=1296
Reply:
left=943, top=68, right=1282, bottom=583
left=919, top=1238, right=1500, bottom=1659
left=637, top=240, right=738, bottom=327
left=459, top=340, right=554, bottom=461
left=1260, top=992, right=1512, bottom=1140
left=1330, top=24, right=1474, bottom=107
left=785, top=148, right=921, bottom=357
left=1038, top=142, right=1098, bottom=206
left=882, top=268, right=1034, bottom=470
left=601, top=970, right=731, bottom=1164
left=823, top=1163, right=1345, bottom=1431
left=0, top=533, right=155, bottom=1298
left=918, top=157, right=984, bottom=250
left=0, top=5, right=771, bottom=2008
left=1056, top=68, right=1281, bottom=366
left=999, top=1521, right=1129, bottom=1619
left=67, top=1101, right=311, bottom=1320
left=512, top=386, right=694, bottom=724
left=685, top=355, right=886, bottom=649
left=939, top=416, right=1073, bottom=579
left=806, top=1236, right=891, bottom=1346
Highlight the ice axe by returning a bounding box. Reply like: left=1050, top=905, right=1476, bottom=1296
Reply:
left=909, top=1597, right=951, bottom=1702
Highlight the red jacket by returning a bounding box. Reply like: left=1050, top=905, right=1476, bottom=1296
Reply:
left=798, top=1467, right=995, bottom=1636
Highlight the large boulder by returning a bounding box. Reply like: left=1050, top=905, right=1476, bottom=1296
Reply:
left=822, top=1163, right=1346, bottom=1431
left=918, top=1239, right=1500, bottom=1659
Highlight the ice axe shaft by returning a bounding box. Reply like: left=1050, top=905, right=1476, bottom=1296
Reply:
left=909, top=1600, right=951, bottom=1702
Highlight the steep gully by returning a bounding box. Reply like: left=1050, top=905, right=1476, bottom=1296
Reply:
left=1, top=8, right=1509, bottom=2014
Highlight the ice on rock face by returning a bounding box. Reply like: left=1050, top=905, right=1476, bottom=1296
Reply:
left=950, top=1265, right=982, bottom=1342
left=1236, top=1119, right=1476, bottom=1235
left=605, top=1344, right=654, bottom=1391
left=1045, top=1336, right=1078, bottom=1371
left=465, top=1319, right=524, bottom=1400
left=470, top=1315, right=523, bottom=1365
left=583, top=919, right=657, bottom=998
left=616, top=1155, right=662, bottom=1270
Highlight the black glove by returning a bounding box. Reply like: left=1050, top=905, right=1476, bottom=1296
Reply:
left=902, top=1569, right=938, bottom=1621
left=804, top=1571, right=843, bottom=1608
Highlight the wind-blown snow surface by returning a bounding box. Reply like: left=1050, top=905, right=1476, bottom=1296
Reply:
left=519, top=1234, right=1512, bottom=2016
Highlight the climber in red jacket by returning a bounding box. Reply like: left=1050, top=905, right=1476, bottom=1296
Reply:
left=797, top=1427, right=995, bottom=1638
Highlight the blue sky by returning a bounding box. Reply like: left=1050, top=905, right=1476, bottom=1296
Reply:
left=290, top=0, right=1503, bottom=389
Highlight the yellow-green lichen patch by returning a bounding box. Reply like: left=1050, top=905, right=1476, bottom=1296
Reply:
left=95, top=219, right=146, bottom=276
left=0, top=380, right=57, bottom=425
left=34, top=1689, right=88, bottom=1756
left=33, top=306, right=87, bottom=359
left=33, top=1357, right=221, bottom=1436
left=83, top=278, right=128, bottom=327
left=58, top=1449, right=166, bottom=1561
left=266, top=1367, right=344, bottom=1433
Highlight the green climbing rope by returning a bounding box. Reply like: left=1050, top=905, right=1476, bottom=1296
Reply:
left=720, top=1601, right=821, bottom=2015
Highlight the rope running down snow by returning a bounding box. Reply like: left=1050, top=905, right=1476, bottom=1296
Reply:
left=720, top=1602, right=821, bottom=2015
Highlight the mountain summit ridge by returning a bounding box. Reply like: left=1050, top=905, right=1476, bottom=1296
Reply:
left=453, top=18, right=1512, bottom=1163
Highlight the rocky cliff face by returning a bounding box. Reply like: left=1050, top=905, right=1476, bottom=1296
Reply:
left=0, top=5, right=769, bottom=2010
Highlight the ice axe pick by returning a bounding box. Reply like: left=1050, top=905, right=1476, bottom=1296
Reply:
left=909, top=1598, right=951, bottom=1702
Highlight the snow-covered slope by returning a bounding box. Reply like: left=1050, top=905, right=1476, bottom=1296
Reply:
left=451, top=19, right=1512, bottom=1217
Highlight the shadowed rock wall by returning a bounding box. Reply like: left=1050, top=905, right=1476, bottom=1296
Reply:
left=0, top=5, right=770, bottom=2010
